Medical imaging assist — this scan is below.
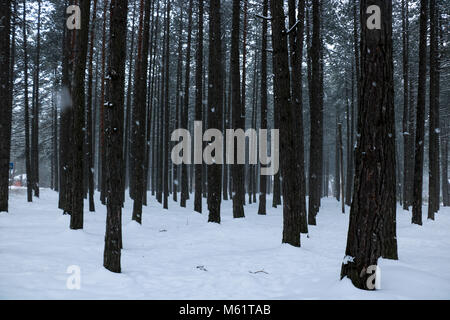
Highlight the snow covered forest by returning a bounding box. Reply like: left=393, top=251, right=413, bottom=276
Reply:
left=0, top=0, right=449, bottom=299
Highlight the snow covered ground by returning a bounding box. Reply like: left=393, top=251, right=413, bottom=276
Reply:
left=1, top=187, right=450, bottom=299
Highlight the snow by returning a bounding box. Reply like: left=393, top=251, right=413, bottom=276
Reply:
left=1, top=188, right=450, bottom=300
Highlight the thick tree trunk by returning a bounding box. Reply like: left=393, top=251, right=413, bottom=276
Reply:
left=104, top=0, right=128, bottom=273
left=341, top=0, right=397, bottom=290
left=231, top=0, right=245, bottom=219
left=207, top=0, right=223, bottom=223
left=0, top=0, right=12, bottom=212
left=270, top=0, right=302, bottom=247
left=289, top=0, right=308, bottom=233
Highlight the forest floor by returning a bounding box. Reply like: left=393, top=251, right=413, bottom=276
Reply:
left=1, top=187, right=450, bottom=299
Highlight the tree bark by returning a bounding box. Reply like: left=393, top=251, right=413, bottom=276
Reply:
left=341, top=0, right=397, bottom=290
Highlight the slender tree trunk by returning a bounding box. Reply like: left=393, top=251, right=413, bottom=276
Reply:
left=163, top=0, right=171, bottom=209
left=412, top=0, right=428, bottom=226
left=338, top=123, right=345, bottom=214
left=194, top=0, right=204, bottom=213
left=308, top=0, right=322, bottom=225
left=428, top=0, right=440, bottom=220
left=181, top=0, right=193, bottom=208
left=86, top=0, right=98, bottom=212
left=104, top=0, right=128, bottom=273
left=258, top=0, right=269, bottom=216
left=22, top=0, right=32, bottom=203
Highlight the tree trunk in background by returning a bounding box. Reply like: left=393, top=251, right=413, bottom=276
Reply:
left=231, top=0, right=245, bottom=219
left=0, top=0, right=12, bottom=212
left=99, top=0, right=108, bottom=204
left=70, top=0, right=90, bottom=230
left=428, top=0, right=440, bottom=220
left=289, top=0, right=308, bottom=234
left=341, top=0, right=397, bottom=290
left=181, top=0, right=193, bottom=208
left=401, top=0, right=412, bottom=210
left=207, top=0, right=223, bottom=224
left=31, top=0, right=41, bottom=199
left=270, top=0, right=301, bottom=247
left=163, top=0, right=171, bottom=209
left=124, top=0, right=137, bottom=197
left=338, top=123, right=345, bottom=214
left=412, top=0, right=428, bottom=226
left=104, top=0, right=128, bottom=273
left=194, top=0, right=204, bottom=213
left=308, top=0, right=322, bottom=225
left=87, top=0, right=98, bottom=212
left=22, top=0, right=32, bottom=203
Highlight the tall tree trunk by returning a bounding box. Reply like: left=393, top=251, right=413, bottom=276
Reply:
left=308, top=0, right=322, bottom=225
left=86, top=0, right=98, bottom=212
left=194, top=0, right=204, bottom=213
left=99, top=0, right=108, bottom=204
left=258, top=0, right=269, bottom=216
left=207, top=0, right=223, bottom=223
left=181, top=0, right=193, bottom=208
left=270, top=0, right=302, bottom=247
left=401, top=0, right=411, bottom=210
left=104, top=0, right=128, bottom=273
left=289, top=0, right=308, bottom=233
left=131, top=0, right=152, bottom=223
left=231, top=0, right=245, bottom=218
left=412, top=0, right=428, bottom=226
left=22, top=0, right=32, bottom=203
left=70, top=0, right=91, bottom=230
left=341, top=0, right=397, bottom=290
left=31, top=0, right=41, bottom=198
left=428, top=0, right=440, bottom=220
left=0, top=0, right=12, bottom=212
left=163, top=0, right=171, bottom=209
left=338, top=123, right=345, bottom=214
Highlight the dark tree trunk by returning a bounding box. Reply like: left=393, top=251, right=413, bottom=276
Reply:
left=338, top=123, right=345, bottom=214
left=412, top=0, right=428, bottom=226
left=0, top=0, right=12, bottom=212
left=31, top=0, right=41, bottom=198
left=163, top=0, right=171, bottom=209
left=257, top=0, right=268, bottom=216
left=402, top=0, right=412, bottom=210
left=231, top=0, right=245, bottom=219
left=428, top=0, right=440, bottom=220
left=99, top=0, right=108, bottom=204
left=70, top=0, right=91, bottom=230
left=86, top=0, right=98, bottom=212
left=181, top=0, right=193, bottom=208
left=289, top=0, right=308, bottom=233
left=194, top=0, right=204, bottom=213
left=104, top=0, right=128, bottom=273
left=341, top=0, right=397, bottom=290
left=270, top=0, right=302, bottom=247
left=207, top=0, right=223, bottom=223
left=22, top=0, right=32, bottom=203
left=308, top=0, right=323, bottom=225
left=131, top=0, right=152, bottom=223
